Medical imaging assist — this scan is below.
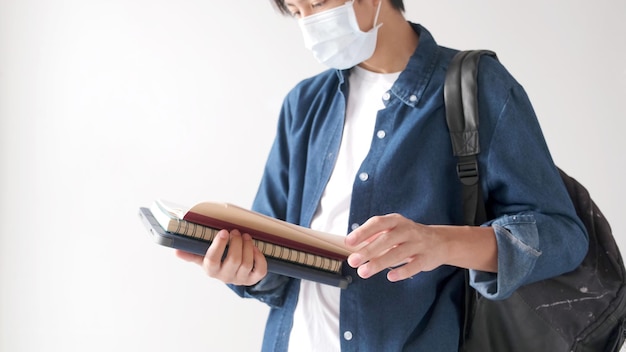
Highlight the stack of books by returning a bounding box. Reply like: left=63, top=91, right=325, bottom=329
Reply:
left=138, top=199, right=352, bottom=288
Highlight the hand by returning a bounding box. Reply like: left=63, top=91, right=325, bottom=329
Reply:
left=345, top=213, right=447, bottom=282
left=175, top=229, right=268, bottom=286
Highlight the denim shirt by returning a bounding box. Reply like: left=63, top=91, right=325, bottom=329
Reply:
left=229, top=24, right=588, bottom=352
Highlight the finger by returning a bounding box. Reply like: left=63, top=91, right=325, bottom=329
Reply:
left=235, top=233, right=256, bottom=277
left=230, top=233, right=267, bottom=286
left=215, top=230, right=244, bottom=277
left=250, top=245, right=268, bottom=280
left=387, top=257, right=425, bottom=282
left=345, top=214, right=398, bottom=248
left=347, top=229, right=400, bottom=268
left=203, top=229, right=233, bottom=276
left=353, top=245, right=410, bottom=279
left=237, top=245, right=268, bottom=286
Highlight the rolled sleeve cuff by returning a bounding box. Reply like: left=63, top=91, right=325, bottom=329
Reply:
left=469, top=214, right=542, bottom=300
left=228, top=273, right=291, bottom=308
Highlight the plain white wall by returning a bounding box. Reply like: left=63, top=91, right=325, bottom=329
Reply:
left=1, top=1, right=624, bottom=351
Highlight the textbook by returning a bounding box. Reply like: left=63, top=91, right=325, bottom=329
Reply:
left=148, top=200, right=343, bottom=273
left=152, top=199, right=350, bottom=260
left=138, top=199, right=353, bottom=288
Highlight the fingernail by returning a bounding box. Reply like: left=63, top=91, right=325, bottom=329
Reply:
left=348, top=253, right=362, bottom=267
left=357, top=265, right=370, bottom=279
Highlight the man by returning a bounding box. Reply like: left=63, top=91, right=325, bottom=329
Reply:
left=176, top=1, right=588, bottom=351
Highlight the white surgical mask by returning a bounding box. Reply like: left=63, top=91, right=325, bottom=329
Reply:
left=298, top=1, right=383, bottom=70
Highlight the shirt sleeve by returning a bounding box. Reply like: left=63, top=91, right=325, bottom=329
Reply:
left=228, top=273, right=292, bottom=308
left=467, top=80, right=588, bottom=300
left=470, top=216, right=541, bottom=299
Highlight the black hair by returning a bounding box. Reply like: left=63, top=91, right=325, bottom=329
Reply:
left=271, top=0, right=405, bottom=15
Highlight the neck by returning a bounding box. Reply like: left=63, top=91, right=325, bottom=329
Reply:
left=358, top=13, right=418, bottom=73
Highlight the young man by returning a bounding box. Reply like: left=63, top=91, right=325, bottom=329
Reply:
left=176, top=1, right=589, bottom=351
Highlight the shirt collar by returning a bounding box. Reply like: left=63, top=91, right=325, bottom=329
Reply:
left=391, top=23, right=440, bottom=108
left=334, top=23, right=440, bottom=108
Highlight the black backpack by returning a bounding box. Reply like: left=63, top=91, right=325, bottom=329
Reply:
left=445, top=50, right=626, bottom=352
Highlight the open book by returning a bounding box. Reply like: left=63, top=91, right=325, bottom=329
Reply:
left=138, top=199, right=353, bottom=288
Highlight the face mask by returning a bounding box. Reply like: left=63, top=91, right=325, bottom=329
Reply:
left=298, top=1, right=382, bottom=70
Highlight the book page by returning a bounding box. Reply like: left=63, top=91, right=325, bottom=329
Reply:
left=154, top=199, right=190, bottom=220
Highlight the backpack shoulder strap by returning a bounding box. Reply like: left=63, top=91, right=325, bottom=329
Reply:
left=444, top=49, right=496, bottom=226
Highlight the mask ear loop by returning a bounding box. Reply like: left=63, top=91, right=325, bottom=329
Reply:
left=372, top=0, right=382, bottom=28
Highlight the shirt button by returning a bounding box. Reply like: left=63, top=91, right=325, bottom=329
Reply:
left=409, top=94, right=418, bottom=102
left=376, top=130, right=386, bottom=139
left=358, top=172, right=369, bottom=181
left=343, top=331, right=353, bottom=341
left=382, top=91, right=391, bottom=101
left=350, top=223, right=359, bottom=231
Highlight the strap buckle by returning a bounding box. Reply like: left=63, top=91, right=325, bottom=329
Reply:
left=457, top=158, right=479, bottom=186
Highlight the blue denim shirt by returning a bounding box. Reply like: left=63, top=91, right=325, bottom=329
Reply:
left=229, top=24, right=588, bottom=352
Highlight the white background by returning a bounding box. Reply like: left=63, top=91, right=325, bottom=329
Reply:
left=1, top=1, right=625, bottom=351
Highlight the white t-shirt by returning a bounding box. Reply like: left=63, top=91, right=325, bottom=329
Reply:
left=288, top=66, right=400, bottom=351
